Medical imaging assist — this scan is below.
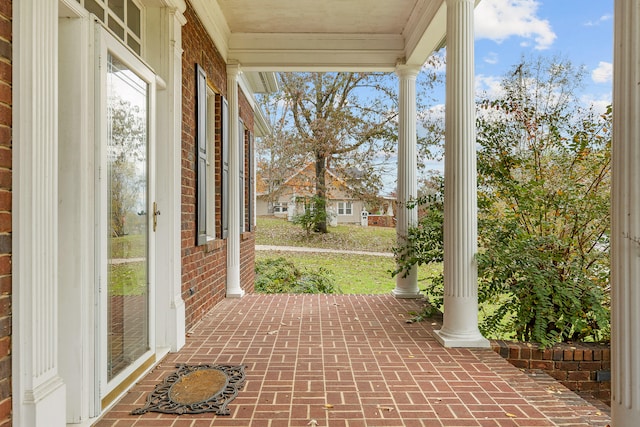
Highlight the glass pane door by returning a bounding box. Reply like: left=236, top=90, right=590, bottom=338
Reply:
left=106, top=52, right=149, bottom=381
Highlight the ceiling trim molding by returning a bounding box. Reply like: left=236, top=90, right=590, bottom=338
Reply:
left=189, top=0, right=231, bottom=61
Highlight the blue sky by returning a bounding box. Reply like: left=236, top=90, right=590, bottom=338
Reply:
left=473, top=0, right=613, bottom=110
left=406, top=0, right=614, bottom=181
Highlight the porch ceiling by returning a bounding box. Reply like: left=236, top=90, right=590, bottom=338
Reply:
left=189, top=0, right=448, bottom=71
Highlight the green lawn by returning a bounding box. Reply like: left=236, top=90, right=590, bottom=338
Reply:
left=255, top=217, right=442, bottom=294
left=109, top=262, right=147, bottom=296
left=255, top=216, right=396, bottom=253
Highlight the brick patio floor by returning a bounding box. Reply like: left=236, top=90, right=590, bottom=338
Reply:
left=94, top=294, right=611, bottom=427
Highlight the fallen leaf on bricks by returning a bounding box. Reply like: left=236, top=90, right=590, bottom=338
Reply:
left=376, top=405, right=394, bottom=411
left=505, top=413, right=517, bottom=418
left=267, top=330, right=278, bottom=335
left=307, top=420, right=319, bottom=426
left=323, top=404, right=334, bottom=409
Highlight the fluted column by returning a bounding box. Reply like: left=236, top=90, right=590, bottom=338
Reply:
left=13, top=1, right=67, bottom=425
left=611, top=1, right=640, bottom=425
left=226, top=63, right=245, bottom=298
left=434, top=0, right=489, bottom=348
left=393, top=65, right=421, bottom=298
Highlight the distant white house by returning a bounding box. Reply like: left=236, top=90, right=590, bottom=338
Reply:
left=256, top=163, right=366, bottom=225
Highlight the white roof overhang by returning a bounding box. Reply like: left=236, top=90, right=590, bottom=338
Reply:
left=189, top=0, right=450, bottom=72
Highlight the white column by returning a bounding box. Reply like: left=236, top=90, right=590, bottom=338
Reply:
left=146, top=6, right=187, bottom=352
left=393, top=65, right=421, bottom=299
left=226, top=63, right=245, bottom=298
left=13, top=1, right=67, bottom=426
left=434, top=0, right=489, bottom=348
left=611, top=1, right=640, bottom=425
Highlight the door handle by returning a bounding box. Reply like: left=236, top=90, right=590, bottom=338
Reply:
left=153, top=202, right=161, bottom=232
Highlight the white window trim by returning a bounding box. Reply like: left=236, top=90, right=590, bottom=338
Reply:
left=205, top=86, right=216, bottom=241
left=337, top=201, right=353, bottom=215
left=273, top=202, right=288, bottom=213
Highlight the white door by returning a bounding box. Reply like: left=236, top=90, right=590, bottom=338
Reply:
left=96, top=27, right=157, bottom=401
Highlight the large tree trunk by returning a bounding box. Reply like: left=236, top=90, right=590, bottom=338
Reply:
left=315, top=153, right=328, bottom=233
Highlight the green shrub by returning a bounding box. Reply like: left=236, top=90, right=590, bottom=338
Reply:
left=255, top=257, right=341, bottom=294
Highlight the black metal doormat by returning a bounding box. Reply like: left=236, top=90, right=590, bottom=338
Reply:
left=131, top=364, right=246, bottom=416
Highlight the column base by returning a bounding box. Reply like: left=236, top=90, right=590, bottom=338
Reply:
left=433, top=328, right=490, bottom=348
left=22, top=376, right=66, bottom=427
left=393, top=268, right=420, bottom=298
left=612, top=403, right=640, bottom=427
left=391, top=288, right=422, bottom=299
left=226, top=289, right=245, bottom=299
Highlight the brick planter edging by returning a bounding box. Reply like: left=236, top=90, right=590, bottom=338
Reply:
left=491, top=340, right=611, bottom=405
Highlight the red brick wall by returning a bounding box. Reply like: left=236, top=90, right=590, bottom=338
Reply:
left=181, top=1, right=256, bottom=330
left=0, top=2, right=10, bottom=425
left=367, top=215, right=394, bottom=227
left=492, top=341, right=611, bottom=405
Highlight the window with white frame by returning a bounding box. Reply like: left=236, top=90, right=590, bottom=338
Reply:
left=77, top=0, right=143, bottom=54
left=273, top=202, right=288, bottom=213
left=337, top=201, right=352, bottom=215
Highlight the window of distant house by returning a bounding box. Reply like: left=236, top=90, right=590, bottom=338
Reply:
left=273, top=202, right=288, bottom=213
left=337, top=201, right=352, bottom=215
left=77, top=0, right=142, bottom=54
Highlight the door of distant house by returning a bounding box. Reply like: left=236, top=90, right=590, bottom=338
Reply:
left=97, top=27, right=156, bottom=404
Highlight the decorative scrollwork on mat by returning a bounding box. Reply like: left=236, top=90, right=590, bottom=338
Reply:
left=131, top=364, right=246, bottom=416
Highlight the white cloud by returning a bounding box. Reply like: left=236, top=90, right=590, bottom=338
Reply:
left=591, top=61, right=612, bottom=84
left=584, top=14, right=612, bottom=26
left=475, top=0, right=556, bottom=50
left=581, top=94, right=612, bottom=115
left=483, top=52, right=499, bottom=65
left=476, top=75, right=505, bottom=99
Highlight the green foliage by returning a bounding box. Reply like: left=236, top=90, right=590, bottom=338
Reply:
left=292, top=196, right=328, bottom=236
left=108, top=262, right=147, bottom=296
left=400, top=56, right=611, bottom=346
left=475, top=57, right=611, bottom=346
left=477, top=230, right=610, bottom=346
left=392, top=177, right=445, bottom=313
left=255, top=257, right=341, bottom=294
left=391, top=193, right=444, bottom=278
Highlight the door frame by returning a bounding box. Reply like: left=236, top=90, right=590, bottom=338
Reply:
left=94, top=25, right=158, bottom=401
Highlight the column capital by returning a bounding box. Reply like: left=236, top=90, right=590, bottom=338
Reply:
left=227, top=61, right=242, bottom=79
left=395, top=64, right=421, bottom=80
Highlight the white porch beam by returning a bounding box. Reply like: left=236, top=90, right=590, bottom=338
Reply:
left=13, top=1, right=67, bottom=425
left=403, top=1, right=447, bottom=66
left=229, top=33, right=405, bottom=72
left=434, top=0, right=489, bottom=348
left=393, top=65, right=421, bottom=299
left=226, top=63, right=245, bottom=298
left=611, top=0, right=640, bottom=425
